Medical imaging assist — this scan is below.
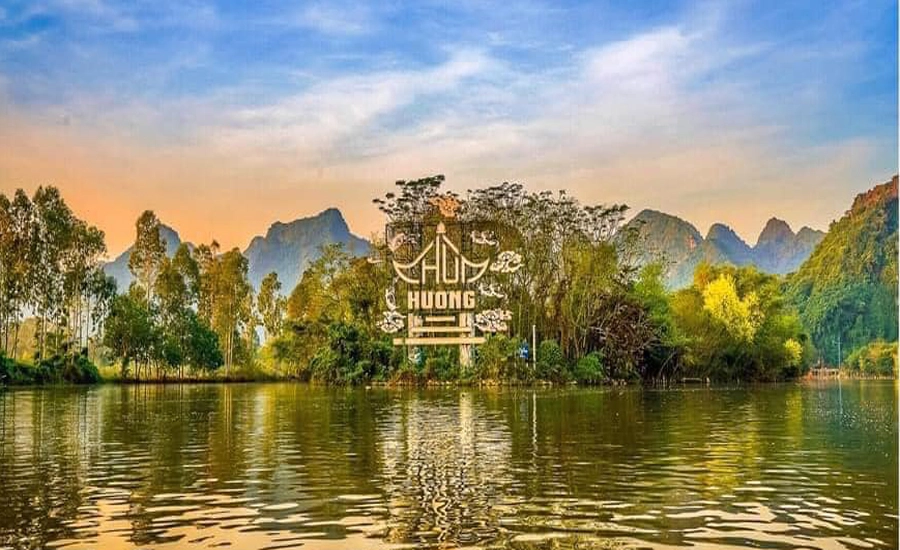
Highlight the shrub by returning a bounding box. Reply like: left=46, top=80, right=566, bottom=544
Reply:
left=846, top=341, right=898, bottom=377
left=0, top=353, right=27, bottom=385
left=536, top=340, right=567, bottom=383
left=574, top=352, right=605, bottom=384
left=0, top=351, right=102, bottom=385
left=424, top=347, right=458, bottom=381
left=474, top=334, right=520, bottom=381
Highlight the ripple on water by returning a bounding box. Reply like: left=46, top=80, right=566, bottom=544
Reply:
left=0, top=382, right=895, bottom=549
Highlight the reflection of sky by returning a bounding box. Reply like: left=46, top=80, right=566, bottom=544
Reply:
left=0, top=1, right=896, bottom=255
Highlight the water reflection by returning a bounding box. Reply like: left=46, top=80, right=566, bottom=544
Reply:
left=0, top=382, right=896, bottom=549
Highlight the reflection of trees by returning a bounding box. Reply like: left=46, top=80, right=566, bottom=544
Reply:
left=0, top=388, right=99, bottom=548
left=378, top=390, right=512, bottom=546
left=0, top=383, right=895, bottom=548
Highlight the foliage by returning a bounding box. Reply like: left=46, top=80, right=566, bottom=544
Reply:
left=0, top=186, right=112, bottom=362
left=128, top=210, right=167, bottom=302
left=536, top=339, right=567, bottom=382
left=102, top=290, right=158, bottom=377
left=306, top=321, right=391, bottom=385
left=473, top=334, right=521, bottom=381
left=574, top=352, right=605, bottom=385
left=844, top=341, right=897, bottom=377
left=268, top=245, right=387, bottom=379
left=0, top=350, right=100, bottom=385
left=423, top=346, right=459, bottom=381
left=7, top=177, right=896, bottom=386
left=257, top=272, right=285, bottom=341
left=101, top=216, right=239, bottom=379
left=672, top=264, right=811, bottom=381
left=702, top=274, right=760, bottom=342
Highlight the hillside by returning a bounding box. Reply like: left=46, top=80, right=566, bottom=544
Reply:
left=787, top=175, right=899, bottom=364
left=244, top=208, right=370, bottom=291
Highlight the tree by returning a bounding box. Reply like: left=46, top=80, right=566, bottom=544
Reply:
left=129, top=210, right=167, bottom=303
left=0, top=191, right=36, bottom=359
left=31, top=186, right=74, bottom=358
left=184, top=311, right=223, bottom=373
left=702, top=273, right=761, bottom=342
left=103, top=290, right=158, bottom=379
left=207, top=248, right=253, bottom=374
left=672, top=263, right=811, bottom=381
left=257, top=272, right=285, bottom=342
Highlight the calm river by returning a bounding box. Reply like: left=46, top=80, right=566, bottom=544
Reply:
left=0, top=381, right=896, bottom=549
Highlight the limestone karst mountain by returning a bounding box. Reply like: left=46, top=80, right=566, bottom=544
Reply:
left=623, top=210, right=825, bottom=288
left=243, top=208, right=370, bottom=291
left=787, top=175, right=899, bottom=362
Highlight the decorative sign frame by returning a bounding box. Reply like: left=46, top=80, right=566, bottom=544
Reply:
left=375, top=194, right=522, bottom=367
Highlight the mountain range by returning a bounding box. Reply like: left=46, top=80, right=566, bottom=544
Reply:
left=623, top=211, right=825, bottom=288
left=103, top=208, right=370, bottom=293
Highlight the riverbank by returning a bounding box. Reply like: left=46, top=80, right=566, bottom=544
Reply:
left=3, top=351, right=895, bottom=389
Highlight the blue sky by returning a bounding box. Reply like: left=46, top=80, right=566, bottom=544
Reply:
left=0, top=0, right=896, bottom=253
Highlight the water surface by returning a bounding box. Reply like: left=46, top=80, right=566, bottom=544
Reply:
left=0, top=381, right=896, bottom=549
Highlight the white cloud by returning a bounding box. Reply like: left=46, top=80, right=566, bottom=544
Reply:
left=205, top=48, right=495, bottom=163
left=302, top=5, right=367, bottom=35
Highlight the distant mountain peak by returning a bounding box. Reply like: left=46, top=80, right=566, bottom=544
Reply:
left=264, top=208, right=349, bottom=238
left=706, top=223, right=745, bottom=244
left=244, top=207, right=369, bottom=291
left=626, top=209, right=825, bottom=288
left=757, top=218, right=794, bottom=246
left=796, top=226, right=825, bottom=243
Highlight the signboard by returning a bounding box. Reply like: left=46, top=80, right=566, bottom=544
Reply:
left=375, top=194, right=522, bottom=367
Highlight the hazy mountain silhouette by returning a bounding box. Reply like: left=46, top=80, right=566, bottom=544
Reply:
left=243, top=208, right=370, bottom=292
left=624, top=210, right=824, bottom=288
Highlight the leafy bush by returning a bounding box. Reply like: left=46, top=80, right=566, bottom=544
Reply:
left=845, top=341, right=898, bottom=376
left=423, top=347, right=458, bottom=381
left=0, top=351, right=101, bottom=385
left=0, top=353, right=26, bottom=385
left=308, top=321, right=395, bottom=385
left=574, top=352, right=605, bottom=384
left=474, top=334, right=520, bottom=381
left=536, top=339, right=567, bottom=383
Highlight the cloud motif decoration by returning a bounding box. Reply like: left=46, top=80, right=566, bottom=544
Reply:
left=475, top=309, right=512, bottom=333
left=470, top=230, right=498, bottom=247
left=489, top=251, right=523, bottom=273
left=377, top=310, right=404, bottom=333
left=377, top=285, right=404, bottom=333
left=478, top=281, right=505, bottom=299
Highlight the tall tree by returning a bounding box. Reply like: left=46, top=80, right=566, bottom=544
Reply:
left=206, top=248, right=253, bottom=374
left=129, top=210, right=167, bottom=303
left=257, top=271, right=285, bottom=341
left=31, top=186, right=76, bottom=358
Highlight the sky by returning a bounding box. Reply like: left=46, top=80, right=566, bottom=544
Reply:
left=0, top=0, right=896, bottom=256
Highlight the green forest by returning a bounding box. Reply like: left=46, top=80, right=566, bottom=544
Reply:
left=0, top=176, right=896, bottom=386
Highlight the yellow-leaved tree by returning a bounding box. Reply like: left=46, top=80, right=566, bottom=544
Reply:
left=701, top=274, right=761, bottom=342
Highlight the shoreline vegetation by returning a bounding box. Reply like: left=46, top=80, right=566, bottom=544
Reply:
left=1, top=176, right=897, bottom=388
